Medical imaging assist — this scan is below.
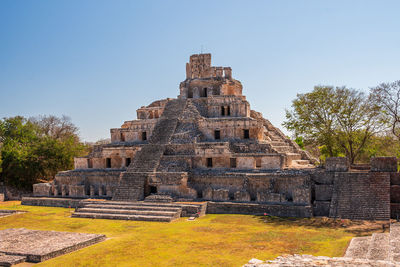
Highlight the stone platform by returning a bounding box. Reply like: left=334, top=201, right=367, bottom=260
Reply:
left=72, top=200, right=207, bottom=222
left=0, top=228, right=105, bottom=265
left=244, top=223, right=400, bottom=266
left=0, top=210, right=25, bottom=218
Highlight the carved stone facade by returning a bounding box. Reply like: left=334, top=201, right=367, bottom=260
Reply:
left=31, top=54, right=396, bottom=221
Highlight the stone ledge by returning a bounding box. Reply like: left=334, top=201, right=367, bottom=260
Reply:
left=0, top=253, right=26, bottom=266
left=21, top=197, right=85, bottom=208
left=206, top=201, right=312, bottom=218
left=0, top=228, right=105, bottom=263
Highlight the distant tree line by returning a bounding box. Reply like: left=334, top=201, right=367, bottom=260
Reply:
left=284, top=80, right=400, bottom=164
left=0, top=115, right=89, bottom=189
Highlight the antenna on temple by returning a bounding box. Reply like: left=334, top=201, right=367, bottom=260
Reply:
left=200, top=45, right=203, bottom=54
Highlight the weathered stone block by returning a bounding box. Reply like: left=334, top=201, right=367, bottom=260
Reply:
left=391, top=203, right=400, bottom=219
left=90, top=185, right=96, bottom=197
left=312, top=172, right=334, bottom=185
left=313, top=201, right=331, bottom=217
left=0, top=193, right=4, bottom=202
left=61, top=185, right=69, bottom=197
left=212, top=189, right=229, bottom=201
left=33, top=183, right=52, bottom=197
left=325, top=157, right=349, bottom=172
left=371, top=157, right=397, bottom=172
left=315, top=185, right=333, bottom=201
left=391, top=185, right=400, bottom=203
left=234, top=191, right=250, bottom=202
left=69, top=185, right=86, bottom=198
left=99, top=185, right=105, bottom=196
left=106, top=185, right=113, bottom=197
left=202, top=187, right=213, bottom=200
left=391, top=173, right=400, bottom=185
left=257, top=191, right=281, bottom=203
left=293, top=188, right=311, bottom=204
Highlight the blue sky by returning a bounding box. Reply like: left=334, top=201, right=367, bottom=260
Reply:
left=1, top=0, right=399, bottom=141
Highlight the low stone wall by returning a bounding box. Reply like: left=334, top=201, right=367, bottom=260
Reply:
left=206, top=202, right=312, bottom=218
left=33, top=169, right=122, bottom=198
left=21, top=197, right=83, bottom=208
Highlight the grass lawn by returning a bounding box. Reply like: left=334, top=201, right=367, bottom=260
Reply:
left=0, top=201, right=386, bottom=267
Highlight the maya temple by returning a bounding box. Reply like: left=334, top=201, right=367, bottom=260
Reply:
left=28, top=54, right=400, bottom=222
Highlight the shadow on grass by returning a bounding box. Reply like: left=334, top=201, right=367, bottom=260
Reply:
left=254, top=215, right=390, bottom=236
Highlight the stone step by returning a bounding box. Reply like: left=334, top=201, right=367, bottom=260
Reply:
left=272, top=145, right=294, bottom=153
left=270, top=141, right=287, bottom=146
left=344, top=236, right=372, bottom=258
left=366, top=233, right=390, bottom=261
left=77, top=208, right=181, bottom=217
left=390, top=223, right=400, bottom=262
left=84, top=200, right=202, bottom=208
left=72, top=212, right=175, bottom=222
left=83, top=204, right=182, bottom=212
left=286, top=153, right=302, bottom=160
left=292, top=160, right=310, bottom=165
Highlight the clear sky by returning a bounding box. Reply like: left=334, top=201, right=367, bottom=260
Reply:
left=1, top=0, right=399, bottom=141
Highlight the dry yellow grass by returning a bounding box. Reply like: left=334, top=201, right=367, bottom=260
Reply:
left=0, top=201, right=386, bottom=267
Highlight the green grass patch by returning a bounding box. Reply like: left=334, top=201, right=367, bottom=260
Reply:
left=0, top=202, right=383, bottom=266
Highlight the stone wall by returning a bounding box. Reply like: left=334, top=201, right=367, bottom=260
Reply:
left=206, top=202, right=313, bottom=218
left=33, top=169, right=122, bottom=198
left=329, top=172, right=390, bottom=220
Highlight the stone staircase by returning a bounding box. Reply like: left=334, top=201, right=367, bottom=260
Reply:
left=344, top=223, right=400, bottom=263
left=112, top=172, right=147, bottom=201
left=72, top=201, right=182, bottom=222
left=267, top=132, right=314, bottom=168
left=112, top=99, right=187, bottom=201
left=245, top=223, right=400, bottom=266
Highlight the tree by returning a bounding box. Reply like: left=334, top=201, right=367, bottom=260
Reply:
left=0, top=116, right=42, bottom=188
left=370, top=80, right=400, bottom=141
left=29, top=115, right=79, bottom=141
left=334, top=88, right=383, bottom=164
left=283, top=86, right=341, bottom=158
left=284, top=86, right=384, bottom=163
left=0, top=115, right=88, bottom=189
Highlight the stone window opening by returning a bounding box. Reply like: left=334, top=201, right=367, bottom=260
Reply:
left=256, top=158, right=261, bottom=168
left=150, top=186, right=157, bottom=194
left=120, top=132, right=125, bottom=142
left=230, top=158, right=237, bottom=168
left=142, top=131, right=147, bottom=141
left=207, top=157, right=213, bottom=168
left=227, top=106, right=231, bottom=116
left=221, top=106, right=225, bottom=116
left=188, top=88, right=193, bottom=98
left=106, top=158, right=112, bottom=168
left=201, top=88, right=208, bottom=97
left=87, top=158, right=93, bottom=169
left=243, top=129, right=250, bottom=139
left=125, top=158, right=131, bottom=167
left=214, top=130, right=221, bottom=140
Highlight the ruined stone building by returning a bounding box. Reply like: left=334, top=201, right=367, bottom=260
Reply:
left=31, top=54, right=398, bottom=221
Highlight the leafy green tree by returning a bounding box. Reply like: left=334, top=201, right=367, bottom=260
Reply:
left=334, top=88, right=383, bottom=164
left=283, top=86, right=342, bottom=158
left=0, top=116, right=42, bottom=188
left=0, top=115, right=88, bottom=189
left=284, top=86, right=384, bottom=163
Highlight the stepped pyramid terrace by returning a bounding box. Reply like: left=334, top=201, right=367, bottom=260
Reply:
left=28, top=54, right=397, bottom=221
